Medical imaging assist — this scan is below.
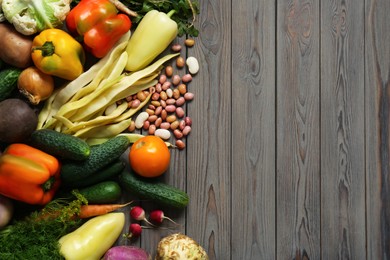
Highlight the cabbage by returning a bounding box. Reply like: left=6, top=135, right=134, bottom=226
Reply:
left=2, top=0, right=71, bottom=35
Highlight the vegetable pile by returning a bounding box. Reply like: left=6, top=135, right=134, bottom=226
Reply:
left=0, top=0, right=208, bottom=259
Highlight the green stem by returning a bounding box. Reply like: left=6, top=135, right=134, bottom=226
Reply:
left=166, top=9, right=176, bottom=18
left=32, top=41, right=55, bottom=57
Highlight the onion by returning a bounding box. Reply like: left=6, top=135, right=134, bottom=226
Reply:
left=0, top=195, right=14, bottom=229
left=103, top=246, right=151, bottom=260
left=17, top=66, right=54, bottom=105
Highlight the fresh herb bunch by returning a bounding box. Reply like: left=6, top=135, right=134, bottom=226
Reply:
left=71, top=0, right=200, bottom=37
left=0, top=194, right=86, bottom=259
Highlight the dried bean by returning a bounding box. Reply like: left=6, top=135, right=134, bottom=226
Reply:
left=182, top=126, right=191, bottom=136
left=165, top=105, right=176, bottom=113
left=177, top=84, right=187, bottom=95
left=173, top=88, right=181, bottom=99
left=155, top=106, right=163, bottom=115
left=148, top=124, right=156, bottom=135
left=175, top=140, right=186, bottom=150
left=145, top=108, right=155, bottom=115
left=162, top=81, right=171, bottom=91
left=173, top=129, right=183, bottom=139
left=166, top=98, right=176, bottom=105
left=166, top=88, right=173, bottom=98
left=148, top=115, right=158, bottom=123
left=159, top=74, right=167, bottom=84
left=135, top=112, right=149, bottom=129
left=155, top=117, right=162, bottom=127
left=171, top=44, right=182, bottom=52
left=166, top=114, right=177, bottom=123
left=152, top=92, right=160, bottom=101
left=179, top=120, right=186, bottom=130
left=186, top=56, right=199, bottom=74
left=160, top=122, right=171, bottom=130
left=184, top=116, right=192, bottom=126
left=155, top=129, right=171, bottom=140
left=130, top=99, right=141, bottom=108
left=172, top=75, right=181, bottom=85
left=175, top=97, right=185, bottom=106
left=176, top=107, right=185, bottom=118
left=160, top=100, right=167, bottom=108
left=137, top=91, right=147, bottom=101
left=151, top=100, right=161, bottom=107
left=184, top=92, right=194, bottom=101
left=126, top=95, right=133, bottom=102
left=185, top=38, right=195, bottom=47
left=170, top=120, right=180, bottom=130
left=128, top=120, right=136, bottom=132
left=165, top=66, right=173, bottom=77
left=143, top=120, right=150, bottom=130
left=148, top=104, right=156, bottom=110
left=176, top=56, right=185, bottom=68
left=160, top=91, right=167, bottom=100
left=155, top=83, right=162, bottom=92
left=161, top=109, right=167, bottom=120
left=182, top=74, right=192, bottom=83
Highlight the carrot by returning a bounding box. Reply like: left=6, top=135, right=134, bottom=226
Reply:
left=78, top=202, right=132, bottom=219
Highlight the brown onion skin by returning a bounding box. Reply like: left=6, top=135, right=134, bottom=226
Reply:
left=17, top=66, right=54, bottom=105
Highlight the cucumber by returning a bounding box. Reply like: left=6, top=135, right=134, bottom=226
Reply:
left=28, top=129, right=91, bottom=161
left=0, top=68, right=22, bottom=101
left=119, top=169, right=189, bottom=208
left=78, top=181, right=122, bottom=204
left=61, top=135, right=130, bottom=185
left=69, top=160, right=125, bottom=188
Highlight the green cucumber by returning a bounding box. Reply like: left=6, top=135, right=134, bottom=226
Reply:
left=78, top=181, right=122, bottom=204
left=69, top=160, right=125, bottom=188
left=0, top=68, right=22, bottom=101
left=61, top=135, right=130, bottom=185
left=28, top=129, right=91, bottom=161
left=119, top=169, right=189, bottom=208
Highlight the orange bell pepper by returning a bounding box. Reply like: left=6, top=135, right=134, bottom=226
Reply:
left=0, top=143, right=61, bottom=205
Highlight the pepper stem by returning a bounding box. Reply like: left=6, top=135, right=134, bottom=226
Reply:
left=167, top=10, right=176, bottom=18
left=42, top=176, right=56, bottom=192
left=32, top=41, right=55, bottom=57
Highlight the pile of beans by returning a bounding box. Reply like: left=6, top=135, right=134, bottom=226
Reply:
left=125, top=41, right=198, bottom=150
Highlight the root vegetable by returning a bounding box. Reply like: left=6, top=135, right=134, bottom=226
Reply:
left=18, top=66, right=55, bottom=105
left=149, top=209, right=179, bottom=226
left=130, top=206, right=154, bottom=226
left=103, top=245, right=150, bottom=260
left=0, top=98, right=38, bottom=143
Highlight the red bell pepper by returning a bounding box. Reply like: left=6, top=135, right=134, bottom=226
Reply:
left=66, top=0, right=132, bottom=58
left=0, top=144, right=61, bottom=205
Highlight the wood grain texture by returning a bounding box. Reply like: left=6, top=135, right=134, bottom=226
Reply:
left=231, top=0, right=276, bottom=259
left=320, top=0, right=366, bottom=259
left=365, top=0, right=390, bottom=259
left=276, top=0, right=321, bottom=259
left=185, top=1, right=232, bottom=259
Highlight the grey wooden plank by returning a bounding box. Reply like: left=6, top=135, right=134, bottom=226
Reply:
left=365, top=0, right=390, bottom=259
left=231, top=0, right=276, bottom=259
left=320, top=0, right=366, bottom=259
left=185, top=1, right=232, bottom=259
left=276, top=0, right=321, bottom=259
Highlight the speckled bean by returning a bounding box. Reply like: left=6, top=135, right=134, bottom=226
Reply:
left=143, top=120, right=150, bottom=130
left=155, top=83, right=162, bottom=92
left=128, top=120, right=136, bottom=132
left=155, top=117, right=162, bottom=127
left=185, top=38, right=195, bottom=47
left=184, top=92, right=194, bottom=101
left=152, top=92, right=160, bottom=101
left=173, top=129, right=183, bottom=139
left=160, top=122, right=171, bottom=130
left=176, top=56, right=185, bottom=68
left=155, top=106, right=163, bottom=115
left=179, top=120, right=186, bottom=130
left=166, top=114, right=177, bottom=123
left=160, top=91, right=167, bottom=100
left=170, top=120, right=180, bottom=130
left=162, top=81, right=171, bottom=91
left=173, top=88, right=181, bottom=99
left=148, top=124, right=156, bottom=135
left=166, top=98, right=176, bottom=105
left=135, top=111, right=149, bottom=128
left=165, top=66, right=173, bottom=77
left=172, top=75, right=181, bottom=85
left=159, top=74, right=167, bottom=84
left=145, top=108, right=155, bottom=115
left=176, top=107, right=185, bottom=118
left=148, top=115, right=158, bottom=123
left=175, top=97, right=185, bottom=106
left=182, top=126, right=191, bottom=136
left=182, top=74, right=192, bottom=83
left=161, top=109, right=167, bottom=120
left=130, top=99, right=141, bottom=108
left=175, top=140, right=186, bottom=150
left=177, top=84, right=187, bottom=95
left=166, top=88, right=173, bottom=98
left=137, top=91, right=147, bottom=101
left=171, top=44, right=182, bottom=52
left=165, top=105, right=176, bottom=113
left=184, top=116, right=192, bottom=126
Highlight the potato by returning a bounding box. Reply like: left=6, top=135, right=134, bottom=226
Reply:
left=0, top=98, right=38, bottom=143
left=0, top=23, right=33, bottom=68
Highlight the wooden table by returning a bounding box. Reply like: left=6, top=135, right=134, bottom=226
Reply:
left=120, top=1, right=390, bottom=259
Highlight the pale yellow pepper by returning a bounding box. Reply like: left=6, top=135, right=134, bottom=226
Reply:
left=125, top=10, right=178, bottom=71
left=59, top=212, right=125, bottom=260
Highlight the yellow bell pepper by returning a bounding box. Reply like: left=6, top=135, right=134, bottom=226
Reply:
left=59, top=212, right=125, bottom=260
left=125, top=10, right=178, bottom=71
left=31, top=29, right=86, bottom=81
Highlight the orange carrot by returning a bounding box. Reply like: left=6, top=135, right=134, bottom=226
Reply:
left=78, top=201, right=132, bottom=219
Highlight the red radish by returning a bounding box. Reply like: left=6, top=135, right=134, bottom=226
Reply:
left=130, top=206, right=154, bottom=226
left=128, top=223, right=143, bottom=238
left=149, top=209, right=179, bottom=225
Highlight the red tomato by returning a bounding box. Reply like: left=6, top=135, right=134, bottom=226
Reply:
left=129, top=136, right=170, bottom=178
